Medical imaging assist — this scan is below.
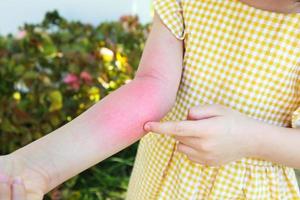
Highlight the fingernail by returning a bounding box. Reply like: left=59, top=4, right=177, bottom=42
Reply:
left=144, top=122, right=152, bottom=132
left=0, top=174, right=9, bottom=183
left=13, top=176, right=23, bottom=185
left=145, top=122, right=153, bottom=131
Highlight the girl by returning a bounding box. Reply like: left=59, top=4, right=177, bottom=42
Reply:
left=0, top=0, right=300, bottom=199
left=126, top=0, right=300, bottom=199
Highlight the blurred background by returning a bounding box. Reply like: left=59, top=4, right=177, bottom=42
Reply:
left=0, top=0, right=152, bottom=35
left=0, top=1, right=299, bottom=200
left=0, top=0, right=153, bottom=199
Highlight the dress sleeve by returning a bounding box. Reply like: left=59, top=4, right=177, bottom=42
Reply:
left=152, top=0, right=186, bottom=40
left=291, top=107, right=300, bottom=128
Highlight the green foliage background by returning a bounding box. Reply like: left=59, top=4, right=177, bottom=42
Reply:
left=0, top=10, right=150, bottom=199
left=0, top=10, right=299, bottom=200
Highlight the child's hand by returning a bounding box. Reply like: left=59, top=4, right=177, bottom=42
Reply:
left=144, top=104, right=262, bottom=167
left=0, top=155, right=46, bottom=200
left=0, top=175, right=26, bottom=200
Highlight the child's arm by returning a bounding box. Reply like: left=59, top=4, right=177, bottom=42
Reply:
left=6, top=11, right=185, bottom=194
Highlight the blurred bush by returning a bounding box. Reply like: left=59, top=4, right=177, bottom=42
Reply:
left=0, top=10, right=150, bottom=199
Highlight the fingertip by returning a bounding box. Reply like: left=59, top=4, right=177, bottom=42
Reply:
left=143, top=123, right=151, bottom=132
left=144, top=122, right=158, bottom=132
left=187, top=113, right=194, bottom=120
left=187, top=108, right=197, bottom=120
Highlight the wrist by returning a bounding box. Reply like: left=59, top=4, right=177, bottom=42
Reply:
left=246, top=120, right=282, bottom=160
left=243, top=119, right=271, bottom=159
left=9, top=151, right=50, bottom=194
left=247, top=127, right=264, bottom=158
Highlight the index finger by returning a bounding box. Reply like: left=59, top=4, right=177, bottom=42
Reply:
left=145, top=120, right=206, bottom=137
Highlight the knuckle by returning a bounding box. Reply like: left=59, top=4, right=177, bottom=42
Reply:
left=209, top=120, right=223, bottom=134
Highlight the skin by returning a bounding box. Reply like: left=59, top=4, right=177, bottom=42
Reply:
left=145, top=104, right=300, bottom=169
left=0, top=0, right=299, bottom=199
left=0, top=176, right=26, bottom=200
left=239, top=0, right=300, bottom=13
left=0, top=10, right=184, bottom=200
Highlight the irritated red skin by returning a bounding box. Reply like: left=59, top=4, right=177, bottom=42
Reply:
left=80, top=77, right=174, bottom=153
left=83, top=42, right=180, bottom=152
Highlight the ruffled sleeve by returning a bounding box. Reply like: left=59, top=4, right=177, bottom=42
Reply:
left=152, top=0, right=186, bottom=40
left=291, top=107, right=300, bottom=128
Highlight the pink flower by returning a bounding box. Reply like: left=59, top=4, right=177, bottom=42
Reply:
left=70, top=82, right=80, bottom=90
left=80, top=71, right=92, bottom=84
left=63, top=73, right=78, bottom=84
left=63, top=73, right=80, bottom=90
left=16, top=30, right=27, bottom=40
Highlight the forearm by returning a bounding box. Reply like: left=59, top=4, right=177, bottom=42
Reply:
left=251, top=122, right=300, bottom=169
left=10, top=76, right=177, bottom=193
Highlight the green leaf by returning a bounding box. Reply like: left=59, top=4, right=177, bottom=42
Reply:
left=23, top=70, right=38, bottom=79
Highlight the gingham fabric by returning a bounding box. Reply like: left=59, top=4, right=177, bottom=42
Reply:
left=126, top=0, right=300, bottom=199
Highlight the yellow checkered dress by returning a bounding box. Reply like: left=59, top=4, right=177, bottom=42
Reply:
left=126, top=0, right=300, bottom=199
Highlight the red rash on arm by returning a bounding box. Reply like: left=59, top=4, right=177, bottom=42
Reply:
left=78, top=76, right=175, bottom=152
left=78, top=20, right=183, bottom=152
